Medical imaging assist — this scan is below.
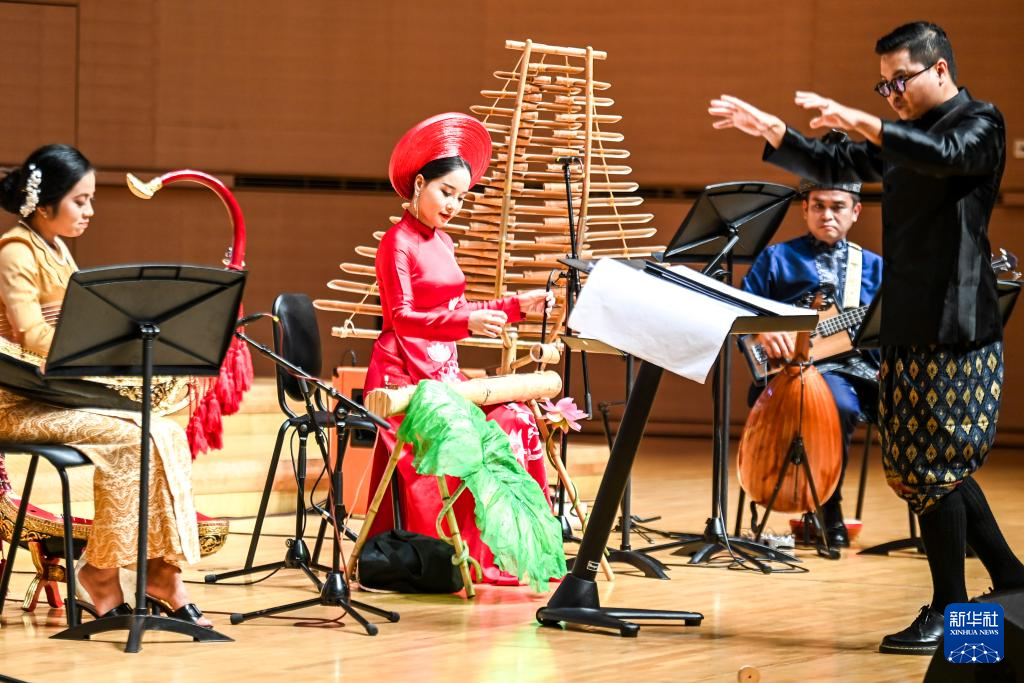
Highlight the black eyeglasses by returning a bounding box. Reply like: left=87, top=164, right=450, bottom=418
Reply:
left=873, top=63, right=934, bottom=97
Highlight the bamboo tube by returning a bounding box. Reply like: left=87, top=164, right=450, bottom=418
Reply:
left=528, top=83, right=582, bottom=95
left=527, top=400, right=614, bottom=582
left=528, top=118, right=582, bottom=130
left=584, top=212, right=654, bottom=225
left=588, top=246, right=663, bottom=257
left=355, top=245, right=377, bottom=259
left=552, top=129, right=623, bottom=142
left=586, top=227, right=658, bottom=241
left=481, top=88, right=540, bottom=99
left=509, top=341, right=563, bottom=370
left=531, top=343, right=561, bottom=364
left=366, top=371, right=562, bottom=418
left=328, top=325, right=379, bottom=340
left=348, top=438, right=404, bottom=582
left=471, top=105, right=539, bottom=119
left=494, top=39, right=534, bottom=299
left=532, top=63, right=586, bottom=74
left=313, top=300, right=382, bottom=316
left=327, top=325, right=557, bottom=349
left=327, top=278, right=377, bottom=294
left=493, top=69, right=538, bottom=81
left=546, top=76, right=611, bottom=90
left=545, top=181, right=638, bottom=192
left=505, top=40, right=608, bottom=60
left=436, top=479, right=478, bottom=598
left=547, top=163, right=631, bottom=175
left=557, top=112, right=621, bottom=124
left=341, top=263, right=376, bottom=276
left=570, top=95, right=614, bottom=106
left=500, top=328, right=516, bottom=375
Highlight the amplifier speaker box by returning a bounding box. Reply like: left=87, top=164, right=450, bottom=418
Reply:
left=330, top=367, right=377, bottom=515
left=923, top=588, right=1024, bottom=682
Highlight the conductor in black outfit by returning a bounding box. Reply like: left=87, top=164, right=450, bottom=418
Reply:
left=709, top=21, right=1024, bottom=656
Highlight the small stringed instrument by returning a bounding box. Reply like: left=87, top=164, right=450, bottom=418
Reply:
left=740, top=249, right=1020, bottom=382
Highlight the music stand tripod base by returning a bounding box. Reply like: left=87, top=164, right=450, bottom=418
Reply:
left=221, top=331, right=397, bottom=635
left=538, top=361, right=702, bottom=636
left=52, top=614, right=233, bottom=651
left=537, top=574, right=702, bottom=637
left=229, top=572, right=399, bottom=636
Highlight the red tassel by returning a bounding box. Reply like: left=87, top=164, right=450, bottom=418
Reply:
left=215, top=349, right=240, bottom=415
left=186, top=396, right=210, bottom=458
left=235, top=339, right=253, bottom=392
left=202, top=392, right=224, bottom=451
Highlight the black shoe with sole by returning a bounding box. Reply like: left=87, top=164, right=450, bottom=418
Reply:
left=827, top=522, right=850, bottom=548
left=879, top=605, right=944, bottom=655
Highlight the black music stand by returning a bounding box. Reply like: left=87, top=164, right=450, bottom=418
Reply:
left=638, top=182, right=798, bottom=567
left=45, top=264, right=244, bottom=652
left=855, top=280, right=1021, bottom=556
left=537, top=261, right=816, bottom=636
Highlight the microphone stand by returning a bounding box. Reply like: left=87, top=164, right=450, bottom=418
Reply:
left=555, top=156, right=592, bottom=540
left=226, top=328, right=397, bottom=634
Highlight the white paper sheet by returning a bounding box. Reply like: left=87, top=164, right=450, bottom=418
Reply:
left=567, top=259, right=808, bottom=383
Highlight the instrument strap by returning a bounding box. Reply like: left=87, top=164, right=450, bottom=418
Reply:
left=844, top=242, right=863, bottom=310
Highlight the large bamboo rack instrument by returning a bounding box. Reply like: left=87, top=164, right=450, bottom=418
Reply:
left=314, top=39, right=663, bottom=365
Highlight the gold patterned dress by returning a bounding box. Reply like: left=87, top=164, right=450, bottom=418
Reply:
left=0, top=224, right=199, bottom=568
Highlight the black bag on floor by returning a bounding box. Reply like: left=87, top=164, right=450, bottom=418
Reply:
left=358, top=529, right=464, bottom=593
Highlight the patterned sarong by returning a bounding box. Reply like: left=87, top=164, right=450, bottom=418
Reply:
left=879, top=341, right=1002, bottom=514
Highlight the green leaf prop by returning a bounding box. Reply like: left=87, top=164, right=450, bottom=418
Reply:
left=396, top=380, right=566, bottom=591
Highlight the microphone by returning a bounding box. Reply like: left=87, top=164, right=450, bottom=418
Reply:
left=235, top=312, right=276, bottom=327
left=557, top=156, right=582, bottom=164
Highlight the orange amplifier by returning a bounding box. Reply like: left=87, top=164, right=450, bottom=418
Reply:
left=330, top=367, right=377, bottom=515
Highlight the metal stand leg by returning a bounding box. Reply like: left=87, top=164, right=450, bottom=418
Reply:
left=205, top=424, right=326, bottom=588
left=53, top=326, right=232, bottom=651
left=750, top=436, right=839, bottom=561
left=537, top=361, right=703, bottom=636
left=596, top=363, right=669, bottom=579
left=858, top=504, right=926, bottom=555
left=231, top=398, right=398, bottom=633
left=636, top=354, right=797, bottom=570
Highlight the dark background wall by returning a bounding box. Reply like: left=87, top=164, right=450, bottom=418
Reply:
left=2, top=0, right=1023, bottom=439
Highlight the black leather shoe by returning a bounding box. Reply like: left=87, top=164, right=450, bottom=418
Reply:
left=168, top=603, right=212, bottom=629
left=879, top=606, right=944, bottom=655
left=827, top=522, right=850, bottom=548
left=100, top=603, right=133, bottom=619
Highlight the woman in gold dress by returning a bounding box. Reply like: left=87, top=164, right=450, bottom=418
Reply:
left=0, top=144, right=211, bottom=626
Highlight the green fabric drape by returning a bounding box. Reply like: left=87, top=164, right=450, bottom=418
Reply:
left=396, top=380, right=566, bottom=591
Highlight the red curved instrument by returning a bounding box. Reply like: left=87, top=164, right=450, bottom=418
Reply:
left=126, top=170, right=253, bottom=456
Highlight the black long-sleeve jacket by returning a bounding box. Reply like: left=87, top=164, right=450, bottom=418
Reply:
left=763, top=88, right=1006, bottom=346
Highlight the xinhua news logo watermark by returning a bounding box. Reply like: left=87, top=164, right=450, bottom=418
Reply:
left=944, top=603, right=1003, bottom=663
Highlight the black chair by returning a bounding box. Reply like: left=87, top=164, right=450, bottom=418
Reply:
left=0, top=442, right=91, bottom=627
left=205, top=292, right=363, bottom=584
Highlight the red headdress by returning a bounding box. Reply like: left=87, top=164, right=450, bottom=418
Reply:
left=388, top=112, right=492, bottom=200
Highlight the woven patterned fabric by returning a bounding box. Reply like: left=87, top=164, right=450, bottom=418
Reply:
left=879, top=341, right=1003, bottom=513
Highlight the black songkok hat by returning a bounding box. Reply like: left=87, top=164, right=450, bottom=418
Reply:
left=798, top=130, right=862, bottom=196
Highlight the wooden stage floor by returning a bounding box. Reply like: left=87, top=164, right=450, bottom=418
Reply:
left=3, top=435, right=1023, bottom=682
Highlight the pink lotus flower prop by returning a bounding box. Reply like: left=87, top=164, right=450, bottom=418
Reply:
left=540, top=397, right=588, bottom=432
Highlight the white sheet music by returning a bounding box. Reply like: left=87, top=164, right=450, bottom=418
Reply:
left=568, top=259, right=808, bottom=383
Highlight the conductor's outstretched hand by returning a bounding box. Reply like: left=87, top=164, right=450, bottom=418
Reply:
left=708, top=95, right=786, bottom=147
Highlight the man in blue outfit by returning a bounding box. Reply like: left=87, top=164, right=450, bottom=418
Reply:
left=741, top=176, right=882, bottom=549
